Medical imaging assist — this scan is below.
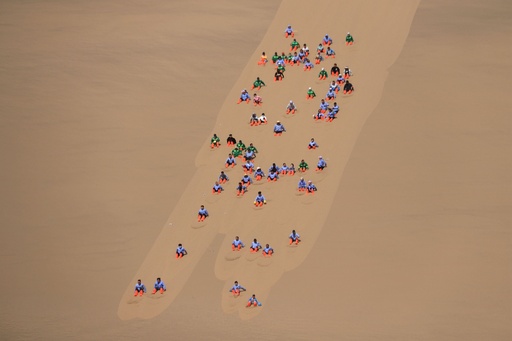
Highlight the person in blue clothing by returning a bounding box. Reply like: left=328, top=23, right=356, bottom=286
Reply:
left=319, top=99, right=329, bottom=113
left=212, top=181, right=224, bottom=194
left=254, top=167, right=265, bottom=181
left=291, top=52, right=301, bottom=65
left=286, top=100, right=297, bottom=114
left=326, top=88, right=336, bottom=100
left=316, top=43, right=325, bottom=54
left=322, top=34, right=333, bottom=45
left=237, top=90, right=251, bottom=104
left=218, top=170, right=229, bottom=184
left=243, top=160, right=255, bottom=173
left=262, top=244, right=274, bottom=257
left=289, top=230, right=301, bottom=245
left=273, top=121, right=286, bottom=136
left=280, top=163, right=289, bottom=175
left=134, top=279, right=147, bottom=296
left=254, top=191, right=266, bottom=207
left=244, top=149, right=255, bottom=161
left=336, top=74, right=346, bottom=85
left=315, top=53, right=324, bottom=65
left=176, top=243, right=187, bottom=259
left=198, top=205, right=209, bottom=222
left=225, top=153, right=236, bottom=168
left=326, top=108, right=336, bottom=122
left=329, top=81, right=340, bottom=93
left=152, top=277, right=166, bottom=294
left=249, top=113, right=260, bottom=126
left=232, top=236, right=245, bottom=251
left=326, top=46, right=336, bottom=58
left=308, top=138, right=319, bottom=150
left=303, top=58, right=314, bottom=70
left=241, top=174, right=253, bottom=187
left=298, top=177, right=307, bottom=192
left=313, top=109, right=325, bottom=121
left=268, top=163, right=280, bottom=174
left=288, top=163, right=296, bottom=175
left=284, top=25, right=294, bottom=38
left=316, top=156, right=327, bottom=171
left=267, top=171, right=279, bottom=182
left=306, top=180, right=318, bottom=194
left=250, top=238, right=262, bottom=252
left=332, top=102, right=340, bottom=114
left=297, top=49, right=306, bottom=61
left=230, top=281, right=247, bottom=296
left=236, top=182, right=247, bottom=196
left=246, top=294, right=262, bottom=307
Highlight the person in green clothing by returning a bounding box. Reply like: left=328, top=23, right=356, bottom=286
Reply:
left=306, top=87, right=316, bottom=99
left=298, top=159, right=309, bottom=172
left=345, top=32, right=354, bottom=45
left=231, top=147, right=243, bottom=158
left=252, top=77, right=266, bottom=90
left=318, top=68, right=328, bottom=80
left=210, top=134, right=221, bottom=148
left=236, top=140, right=246, bottom=151
left=290, top=38, right=300, bottom=51
left=272, top=52, right=280, bottom=64
left=286, top=53, right=294, bottom=64
left=247, top=143, right=258, bottom=154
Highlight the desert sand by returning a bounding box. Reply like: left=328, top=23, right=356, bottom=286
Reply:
left=0, top=0, right=510, bottom=340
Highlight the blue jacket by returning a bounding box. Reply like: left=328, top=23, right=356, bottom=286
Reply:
left=232, top=239, right=245, bottom=247
left=154, top=280, right=166, bottom=290
left=176, top=246, right=187, bottom=254
left=255, top=194, right=266, bottom=202
left=298, top=179, right=307, bottom=188
left=290, top=232, right=300, bottom=240
left=251, top=241, right=261, bottom=249
left=135, top=283, right=146, bottom=292
left=274, top=124, right=286, bottom=133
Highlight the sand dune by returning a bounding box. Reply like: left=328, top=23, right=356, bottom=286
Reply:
left=1, top=0, right=510, bottom=340
left=117, top=0, right=420, bottom=321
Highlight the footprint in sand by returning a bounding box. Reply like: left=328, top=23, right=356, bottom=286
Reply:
left=222, top=293, right=246, bottom=313
left=126, top=298, right=141, bottom=305
left=295, top=191, right=306, bottom=197
left=313, top=171, right=328, bottom=183
left=257, top=257, right=273, bottom=267
left=300, top=195, right=316, bottom=205
left=191, top=221, right=208, bottom=229
left=285, top=244, right=300, bottom=257
left=224, top=251, right=243, bottom=261
left=245, top=252, right=260, bottom=262
left=282, top=113, right=298, bottom=119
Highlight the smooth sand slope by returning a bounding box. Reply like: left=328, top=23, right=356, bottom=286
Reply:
left=117, top=0, right=420, bottom=321
left=1, top=0, right=510, bottom=340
